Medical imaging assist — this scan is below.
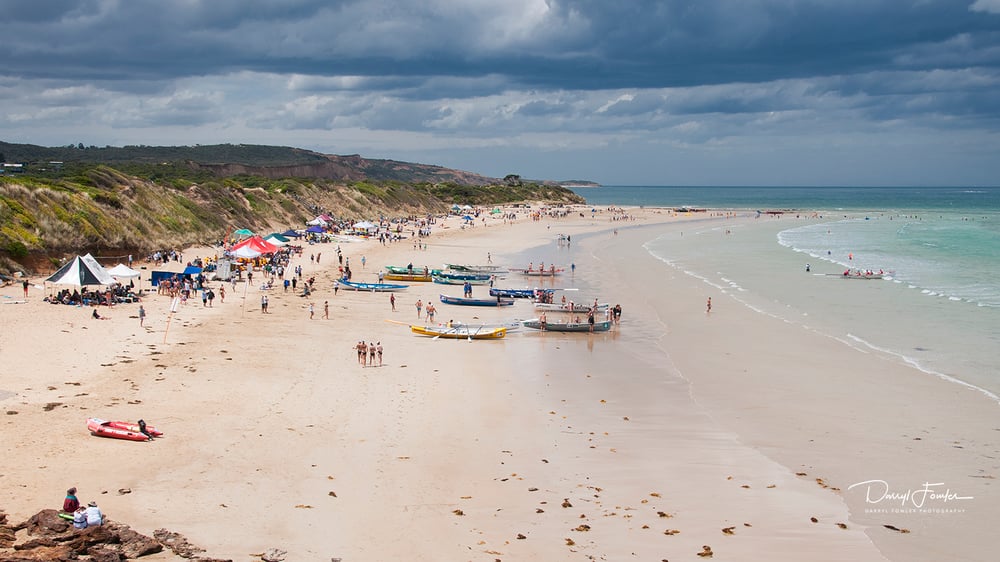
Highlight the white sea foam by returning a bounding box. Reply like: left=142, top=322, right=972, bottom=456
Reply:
left=845, top=334, right=1000, bottom=404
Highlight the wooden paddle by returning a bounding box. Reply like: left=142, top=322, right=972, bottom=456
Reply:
left=433, top=325, right=457, bottom=340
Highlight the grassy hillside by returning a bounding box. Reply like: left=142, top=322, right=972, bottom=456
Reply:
left=0, top=163, right=584, bottom=274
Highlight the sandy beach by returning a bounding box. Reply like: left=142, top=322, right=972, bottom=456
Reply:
left=2, top=207, right=996, bottom=561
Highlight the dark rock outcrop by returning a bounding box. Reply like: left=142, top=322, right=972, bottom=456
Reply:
left=0, top=508, right=228, bottom=562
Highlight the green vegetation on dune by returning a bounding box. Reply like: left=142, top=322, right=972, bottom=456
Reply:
left=0, top=159, right=584, bottom=274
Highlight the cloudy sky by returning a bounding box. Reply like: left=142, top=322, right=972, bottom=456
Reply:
left=2, top=0, right=999, bottom=186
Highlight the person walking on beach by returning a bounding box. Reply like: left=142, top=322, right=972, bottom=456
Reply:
left=309, top=302, right=315, bottom=319
left=368, top=341, right=376, bottom=365
left=219, top=285, right=226, bottom=303
left=323, top=300, right=329, bottom=319
left=376, top=341, right=383, bottom=367
left=390, top=293, right=396, bottom=311
left=261, top=294, right=269, bottom=314
left=22, top=279, right=29, bottom=298
left=415, top=299, right=423, bottom=318
left=706, top=297, right=712, bottom=314
left=138, top=305, right=146, bottom=326
left=356, top=341, right=366, bottom=365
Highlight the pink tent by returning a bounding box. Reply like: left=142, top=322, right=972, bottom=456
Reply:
left=230, top=235, right=280, bottom=255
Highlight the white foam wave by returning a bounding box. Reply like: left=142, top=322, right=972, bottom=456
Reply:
left=845, top=334, right=1000, bottom=404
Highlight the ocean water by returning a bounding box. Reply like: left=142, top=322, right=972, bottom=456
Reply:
left=563, top=186, right=1000, bottom=399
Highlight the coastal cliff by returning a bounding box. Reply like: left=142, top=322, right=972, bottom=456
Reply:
left=0, top=143, right=585, bottom=274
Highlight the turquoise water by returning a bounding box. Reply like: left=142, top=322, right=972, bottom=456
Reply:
left=569, top=185, right=1000, bottom=212
left=564, top=186, right=1000, bottom=399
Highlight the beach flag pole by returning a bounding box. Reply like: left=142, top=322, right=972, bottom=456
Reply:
left=163, top=296, right=179, bottom=343
left=241, top=276, right=248, bottom=317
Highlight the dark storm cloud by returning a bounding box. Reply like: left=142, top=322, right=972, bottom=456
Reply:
left=1, top=0, right=999, bottom=185
left=1, top=1, right=997, bottom=90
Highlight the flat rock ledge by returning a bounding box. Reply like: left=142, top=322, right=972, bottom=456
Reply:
left=0, top=509, right=230, bottom=562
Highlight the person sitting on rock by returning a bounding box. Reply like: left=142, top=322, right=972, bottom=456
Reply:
left=63, top=487, right=80, bottom=512
left=85, top=501, right=104, bottom=526
left=73, top=506, right=88, bottom=529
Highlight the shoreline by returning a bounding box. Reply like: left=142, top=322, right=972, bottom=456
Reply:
left=2, top=205, right=995, bottom=561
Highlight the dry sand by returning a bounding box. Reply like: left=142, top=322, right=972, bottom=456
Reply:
left=1, top=207, right=995, bottom=561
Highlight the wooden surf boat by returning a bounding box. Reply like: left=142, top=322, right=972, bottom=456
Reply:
left=439, top=294, right=515, bottom=306
left=410, top=324, right=507, bottom=339
left=522, top=318, right=612, bottom=332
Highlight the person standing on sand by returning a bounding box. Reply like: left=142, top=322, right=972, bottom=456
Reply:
left=323, top=300, right=329, bottom=319
left=356, top=341, right=365, bottom=365
left=23, top=279, right=30, bottom=298
left=706, top=297, right=712, bottom=313
left=415, top=299, right=423, bottom=318
left=219, top=285, right=226, bottom=303
left=368, top=341, right=376, bottom=365
left=138, top=305, right=146, bottom=326
left=390, top=293, right=396, bottom=311
left=309, top=302, right=315, bottom=319
left=376, top=341, right=383, bottom=366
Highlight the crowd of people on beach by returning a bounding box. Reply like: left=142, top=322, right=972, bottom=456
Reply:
left=43, top=282, right=140, bottom=307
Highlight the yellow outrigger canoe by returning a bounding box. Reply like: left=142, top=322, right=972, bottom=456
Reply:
left=410, top=325, right=507, bottom=339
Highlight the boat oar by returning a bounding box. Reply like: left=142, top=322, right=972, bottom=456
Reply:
left=433, top=325, right=457, bottom=340
left=469, top=324, right=482, bottom=342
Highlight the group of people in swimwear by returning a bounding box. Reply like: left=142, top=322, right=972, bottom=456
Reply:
left=355, top=340, right=383, bottom=367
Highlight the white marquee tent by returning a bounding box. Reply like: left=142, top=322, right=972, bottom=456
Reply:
left=45, top=254, right=115, bottom=287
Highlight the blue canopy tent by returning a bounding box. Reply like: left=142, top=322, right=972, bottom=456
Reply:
left=281, top=229, right=303, bottom=238
left=182, top=266, right=203, bottom=275
left=306, top=225, right=325, bottom=234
